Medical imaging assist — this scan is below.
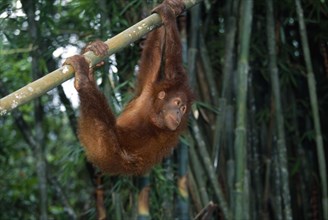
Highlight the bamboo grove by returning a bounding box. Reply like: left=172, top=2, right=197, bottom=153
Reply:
left=0, top=0, right=327, bottom=219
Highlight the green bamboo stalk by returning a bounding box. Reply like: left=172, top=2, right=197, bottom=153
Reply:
left=221, top=0, right=238, bottom=102
left=295, top=1, right=328, bottom=219
left=273, top=148, right=283, bottom=220
left=188, top=3, right=200, bottom=86
left=225, top=105, right=235, bottom=209
left=189, top=140, right=210, bottom=206
left=233, top=0, right=253, bottom=219
left=266, top=0, right=293, bottom=219
left=212, top=98, right=225, bottom=168
left=113, top=192, right=123, bottom=220
left=0, top=0, right=203, bottom=116
left=191, top=119, right=232, bottom=220
left=199, top=34, right=222, bottom=166
left=199, top=34, right=219, bottom=105
left=188, top=168, right=203, bottom=211
left=162, top=157, right=174, bottom=219
left=213, top=0, right=238, bottom=169
left=227, top=160, right=235, bottom=211
left=248, top=82, right=263, bottom=220
left=244, top=170, right=250, bottom=220
left=213, top=0, right=238, bottom=173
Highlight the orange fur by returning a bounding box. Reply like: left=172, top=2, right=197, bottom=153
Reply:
left=66, top=0, right=193, bottom=175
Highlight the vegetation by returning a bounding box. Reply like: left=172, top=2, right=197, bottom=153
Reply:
left=0, top=0, right=327, bottom=219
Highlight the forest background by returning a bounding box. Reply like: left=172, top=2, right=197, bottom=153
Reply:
left=0, top=0, right=327, bottom=219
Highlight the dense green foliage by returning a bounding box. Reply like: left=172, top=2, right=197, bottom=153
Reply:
left=1, top=0, right=327, bottom=219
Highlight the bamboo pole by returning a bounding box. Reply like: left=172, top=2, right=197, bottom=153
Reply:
left=189, top=140, right=210, bottom=206
left=191, top=119, right=232, bottom=220
left=0, top=0, right=203, bottom=116
left=266, top=0, right=293, bottom=219
left=295, top=0, right=328, bottom=219
left=233, top=0, right=253, bottom=219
